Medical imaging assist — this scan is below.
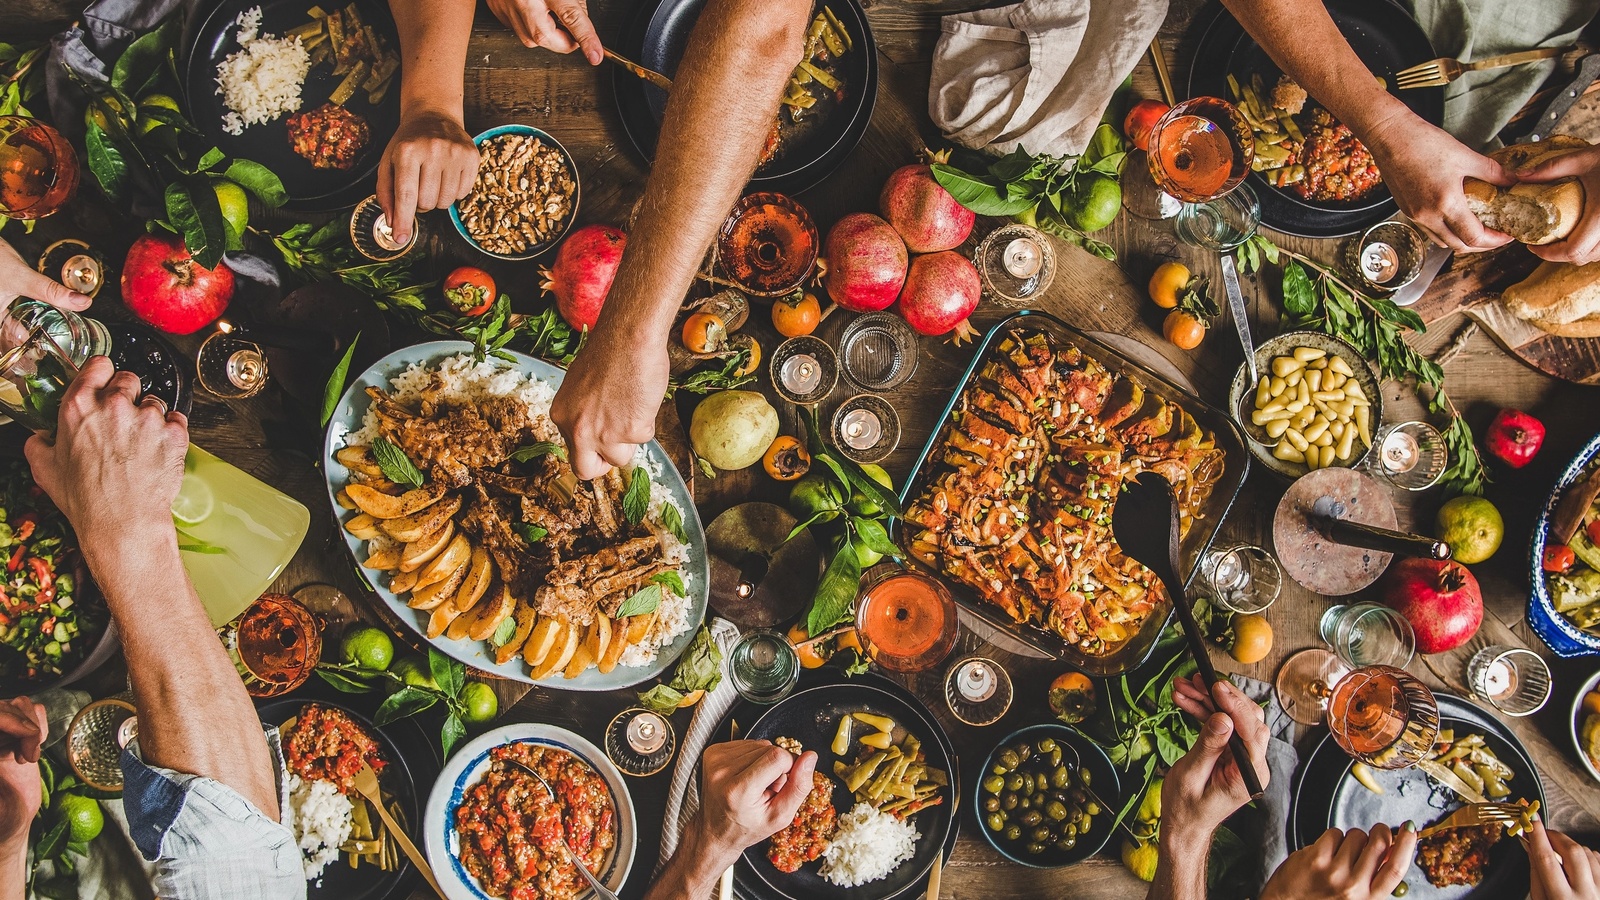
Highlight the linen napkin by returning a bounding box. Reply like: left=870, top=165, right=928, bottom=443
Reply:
left=1231, top=673, right=1300, bottom=894
left=655, top=616, right=742, bottom=875
left=929, top=0, right=1168, bottom=158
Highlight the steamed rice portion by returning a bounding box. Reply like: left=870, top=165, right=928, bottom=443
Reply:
left=346, top=354, right=694, bottom=666
left=819, top=803, right=920, bottom=887
left=286, top=773, right=353, bottom=883
left=216, top=7, right=310, bottom=135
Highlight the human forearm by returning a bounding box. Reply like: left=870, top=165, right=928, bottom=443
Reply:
left=0, top=837, right=24, bottom=900
left=84, top=532, right=279, bottom=819
left=390, top=0, right=475, bottom=121
left=1146, top=828, right=1209, bottom=900
left=588, top=0, right=809, bottom=352
left=643, top=828, right=735, bottom=900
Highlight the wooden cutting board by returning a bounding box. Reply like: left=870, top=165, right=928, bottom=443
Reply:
left=1408, top=242, right=1600, bottom=385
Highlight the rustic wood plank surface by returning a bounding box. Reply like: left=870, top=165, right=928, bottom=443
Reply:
left=9, top=0, right=1600, bottom=898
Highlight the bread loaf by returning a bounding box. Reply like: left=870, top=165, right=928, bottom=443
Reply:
left=1502, top=259, right=1600, bottom=338
left=1464, top=136, right=1588, bottom=245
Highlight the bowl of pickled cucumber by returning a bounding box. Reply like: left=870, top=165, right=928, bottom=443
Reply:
left=973, top=723, right=1121, bottom=868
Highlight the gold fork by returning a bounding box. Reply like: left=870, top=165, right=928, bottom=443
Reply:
left=1396, top=47, right=1569, bottom=89
left=1416, top=802, right=1527, bottom=838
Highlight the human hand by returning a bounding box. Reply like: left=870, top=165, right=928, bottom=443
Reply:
left=1514, top=143, right=1600, bottom=265
left=0, top=698, right=46, bottom=852
left=1363, top=113, right=1514, bottom=253
left=1160, top=675, right=1271, bottom=848
left=486, top=0, right=602, bottom=64
left=693, top=740, right=818, bottom=865
left=23, top=357, right=188, bottom=554
left=1261, top=824, right=1416, bottom=900
left=0, top=239, right=91, bottom=312
left=1529, top=817, right=1600, bottom=900
left=376, top=108, right=480, bottom=245
left=549, top=332, right=668, bottom=480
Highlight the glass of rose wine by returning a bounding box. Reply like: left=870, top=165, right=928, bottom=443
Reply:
left=1146, top=97, right=1254, bottom=204
left=1326, top=664, right=1439, bottom=769
left=0, top=116, right=79, bottom=220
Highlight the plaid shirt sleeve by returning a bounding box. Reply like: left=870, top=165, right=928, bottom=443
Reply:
left=120, top=726, right=306, bottom=900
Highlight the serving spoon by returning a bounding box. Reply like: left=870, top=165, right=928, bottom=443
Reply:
left=495, top=759, right=620, bottom=900
left=1111, top=471, right=1264, bottom=799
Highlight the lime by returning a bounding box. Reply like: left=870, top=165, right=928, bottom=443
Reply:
left=212, top=179, right=249, bottom=238
left=858, top=464, right=893, bottom=490
left=137, top=94, right=181, bottom=135
left=170, top=472, right=214, bottom=526
left=1065, top=173, right=1122, bottom=233
left=846, top=492, right=883, bottom=518
left=459, top=681, right=498, bottom=724
left=56, top=794, right=104, bottom=843
left=788, top=474, right=844, bottom=523
left=340, top=626, right=395, bottom=672
left=835, top=533, right=882, bottom=568
left=1436, top=495, right=1504, bottom=564
left=391, top=655, right=436, bottom=689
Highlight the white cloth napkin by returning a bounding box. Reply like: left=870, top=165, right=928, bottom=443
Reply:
left=655, top=617, right=743, bottom=875
left=930, top=0, right=1169, bottom=158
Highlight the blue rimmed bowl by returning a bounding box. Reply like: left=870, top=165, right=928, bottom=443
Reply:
left=424, top=723, right=636, bottom=900
left=1529, top=431, right=1600, bottom=657
left=449, top=124, right=579, bottom=261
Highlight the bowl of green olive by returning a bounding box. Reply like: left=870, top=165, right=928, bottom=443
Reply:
left=973, top=723, right=1121, bottom=868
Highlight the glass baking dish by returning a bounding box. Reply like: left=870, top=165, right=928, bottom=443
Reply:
left=894, top=310, right=1250, bottom=676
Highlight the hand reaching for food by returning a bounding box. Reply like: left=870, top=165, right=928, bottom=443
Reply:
left=550, top=332, right=670, bottom=481
left=1161, top=675, right=1271, bottom=844
left=376, top=107, right=480, bottom=246
left=695, top=740, right=819, bottom=865
left=0, top=238, right=91, bottom=313
left=1260, top=824, right=1417, bottom=900
left=1361, top=114, right=1514, bottom=253
left=486, top=0, right=603, bottom=64
left=1529, top=817, right=1600, bottom=900
left=1513, top=141, right=1600, bottom=266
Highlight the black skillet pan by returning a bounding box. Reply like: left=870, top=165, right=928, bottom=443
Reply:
left=612, top=0, right=877, bottom=196
left=1188, top=0, right=1444, bottom=238
left=257, top=682, right=439, bottom=900
left=182, top=0, right=402, bottom=211
left=1288, top=693, right=1542, bottom=900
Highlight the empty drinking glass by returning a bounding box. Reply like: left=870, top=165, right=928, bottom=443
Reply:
left=1198, top=543, right=1282, bottom=614
left=1319, top=602, right=1416, bottom=668
left=1467, top=645, right=1552, bottom=717
left=1175, top=181, right=1261, bottom=251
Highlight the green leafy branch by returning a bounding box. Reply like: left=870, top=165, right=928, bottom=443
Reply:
left=316, top=649, right=475, bottom=758
left=667, top=348, right=755, bottom=397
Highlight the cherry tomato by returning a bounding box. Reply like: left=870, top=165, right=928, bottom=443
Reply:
left=1544, top=544, right=1577, bottom=573
left=443, top=266, right=497, bottom=316
left=12, top=512, right=37, bottom=542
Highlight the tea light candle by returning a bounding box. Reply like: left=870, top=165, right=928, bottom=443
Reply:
left=626, top=711, right=669, bottom=754
left=1002, top=236, right=1044, bottom=279
left=226, top=347, right=269, bottom=392
left=373, top=213, right=411, bottom=252
left=1477, top=657, right=1513, bottom=699
left=1359, top=241, right=1399, bottom=284
left=779, top=353, right=822, bottom=394
left=1380, top=429, right=1420, bottom=474
left=61, top=254, right=102, bottom=296
left=839, top=407, right=882, bottom=450
left=955, top=658, right=998, bottom=703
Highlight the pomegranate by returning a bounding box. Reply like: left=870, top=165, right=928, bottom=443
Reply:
left=119, top=232, right=234, bottom=335
left=1381, top=558, right=1482, bottom=654
left=1485, top=408, right=1544, bottom=468
left=879, top=150, right=975, bottom=253
left=818, top=213, right=907, bottom=313
left=539, top=224, right=627, bottom=329
left=895, top=250, right=981, bottom=342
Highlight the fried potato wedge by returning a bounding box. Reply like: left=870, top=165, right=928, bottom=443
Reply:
left=452, top=547, right=493, bottom=612
left=496, top=602, right=538, bottom=664
left=427, top=602, right=461, bottom=639
left=335, top=489, right=357, bottom=510
left=410, top=561, right=468, bottom=609
left=381, top=495, right=461, bottom=544
left=343, top=513, right=382, bottom=540
left=362, top=535, right=402, bottom=570
left=346, top=472, right=400, bottom=494
left=469, top=584, right=516, bottom=642
left=335, top=446, right=386, bottom=478
left=399, top=520, right=454, bottom=573
left=530, top=618, right=578, bottom=680
left=586, top=615, right=611, bottom=671
left=563, top=624, right=598, bottom=679
left=598, top=615, right=630, bottom=674
left=523, top=616, right=561, bottom=669
left=390, top=568, right=421, bottom=594
left=415, top=533, right=470, bottom=590
left=347, top=482, right=446, bottom=520
left=446, top=582, right=495, bottom=642
left=627, top=607, right=658, bottom=645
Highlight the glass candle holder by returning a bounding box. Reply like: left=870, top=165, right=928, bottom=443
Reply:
left=1319, top=602, right=1416, bottom=668
left=1343, top=221, right=1426, bottom=294
left=1467, top=645, right=1551, bottom=717
left=975, top=224, right=1057, bottom=307
left=605, top=707, right=677, bottom=776
left=944, top=656, right=1013, bottom=726
left=66, top=697, right=137, bottom=791
left=716, top=192, right=818, bottom=297
left=830, top=394, right=900, bottom=464
left=196, top=330, right=271, bottom=399
left=219, top=593, right=322, bottom=698
left=1197, top=542, right=1282, bottom=614
left=728, top=629, right=800, bottom=704
left=37, top=239, right=103, bottom=298
left=839, top=312, right=918, bottom=391
left=350, top=195, right=416, bottom=261
left=770, top=335, right=838, bottom=405
left=1368, top=421, right=1448, bottom=492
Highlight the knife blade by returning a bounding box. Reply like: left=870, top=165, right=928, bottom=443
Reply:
left=1221, top=254, right=1256, bottom=386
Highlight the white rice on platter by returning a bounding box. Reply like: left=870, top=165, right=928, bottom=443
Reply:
left=818, top=803, right=920, bottom=887
left=346, top=354, right=694, bottom=667
left=215, top=7, right=310, bottom=136
left=286, top=773, right=353, bottom=883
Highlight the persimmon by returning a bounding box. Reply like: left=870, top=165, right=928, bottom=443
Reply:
left=762, top=435, right=811, bottom=481
left=1148, top=262, right=1190, bottom=309
left=772, top=291, right=822, bottom=337
left=1163, top=310, right=1207, bottom=350
left=681, top=312, right=729, bottom=353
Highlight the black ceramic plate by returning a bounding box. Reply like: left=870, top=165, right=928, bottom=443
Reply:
left=1187, top=0, right=1443, bottom=238
left=613, top=0, right=877, bottom=196
left=1288, top=694, right=1543, bottom=900
left=182, top=0, right=402, bottom=211
left=717, top=672, right=957, bottom=900
left=258, top=685, right=439, bottom=900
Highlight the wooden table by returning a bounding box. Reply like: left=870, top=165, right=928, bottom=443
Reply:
left=10, top=0, right=1600, bottom=897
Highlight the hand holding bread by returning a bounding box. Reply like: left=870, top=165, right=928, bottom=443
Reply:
left=1463, top=136, right=1588, bottom=246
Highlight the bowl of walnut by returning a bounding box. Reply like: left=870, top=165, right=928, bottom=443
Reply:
left=450, top=124, right=580, bottom=260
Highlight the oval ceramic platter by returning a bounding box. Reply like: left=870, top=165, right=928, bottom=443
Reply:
left=424, top=723, right=636, bottom=900
left=323, top=340, right=709, bottom=690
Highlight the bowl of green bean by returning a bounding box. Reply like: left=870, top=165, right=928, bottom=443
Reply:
left=973, top=723, right=1121, bottom=868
